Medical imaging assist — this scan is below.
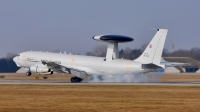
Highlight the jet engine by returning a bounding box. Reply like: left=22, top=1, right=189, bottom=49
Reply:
left=30, top=66, right=53, bottom=75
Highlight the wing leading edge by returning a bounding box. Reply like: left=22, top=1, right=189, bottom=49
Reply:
left=41, top=60, right=100, bottom=78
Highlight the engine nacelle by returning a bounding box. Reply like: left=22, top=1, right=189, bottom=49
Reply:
left=30, top=66, right=51, bottom=74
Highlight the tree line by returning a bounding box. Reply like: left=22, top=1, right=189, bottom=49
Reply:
left=0, top=58, right=19, bottom=73
left=86, top=45, right=200, bottom=61
left=0, top=53, right=19, bottom=73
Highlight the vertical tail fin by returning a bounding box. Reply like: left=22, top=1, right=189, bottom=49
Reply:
left=134, top=29, right=168, bottom=65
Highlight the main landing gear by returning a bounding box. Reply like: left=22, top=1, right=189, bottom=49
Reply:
left=70, top=76, right=82, bottom=83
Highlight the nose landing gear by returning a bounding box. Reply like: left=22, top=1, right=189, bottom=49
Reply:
left=26, top=70, right=32, bottom=76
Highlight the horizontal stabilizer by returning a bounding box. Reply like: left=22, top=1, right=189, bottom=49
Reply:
left=160, top=62, right=189, bottom=67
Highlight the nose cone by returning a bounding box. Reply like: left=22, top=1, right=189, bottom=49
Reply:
left=13, top=57, right=17, bottom=62
left=13, top=57, right=21, bottom=67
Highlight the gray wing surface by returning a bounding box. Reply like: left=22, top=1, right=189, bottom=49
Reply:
left=41, top=60, right=99, bottom=78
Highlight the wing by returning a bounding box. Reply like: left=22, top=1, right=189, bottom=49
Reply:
left=41, top=60, right=100, bottom=78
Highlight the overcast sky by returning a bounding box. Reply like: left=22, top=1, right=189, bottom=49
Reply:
left=0, top=0, right=200, bottom=58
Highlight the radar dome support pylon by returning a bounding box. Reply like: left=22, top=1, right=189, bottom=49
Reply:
left=93, top=35, right=134, bottom=61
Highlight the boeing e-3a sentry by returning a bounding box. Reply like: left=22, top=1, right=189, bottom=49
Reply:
left=13, top=29, right=183, bottom=83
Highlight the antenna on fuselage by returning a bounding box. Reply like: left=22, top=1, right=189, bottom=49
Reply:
left=93, top=35, right=134, bottom=61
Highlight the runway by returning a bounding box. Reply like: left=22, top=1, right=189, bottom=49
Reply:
left=1, top=73, right=200, bottom=86
left=1, top=80, right=200, bottom=86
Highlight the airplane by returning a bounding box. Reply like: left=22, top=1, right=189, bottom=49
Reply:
left=13, top=29, right=185, bottom=83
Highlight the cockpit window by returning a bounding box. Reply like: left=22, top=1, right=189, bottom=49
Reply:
left=16, top=55, right=20, bottom=57
left=16, top=55, right=20, bottom=59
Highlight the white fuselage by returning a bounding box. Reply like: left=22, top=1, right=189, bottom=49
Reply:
left=13, top=29, right=169, bottom=83
left=13, top=51, right=153, bottom=76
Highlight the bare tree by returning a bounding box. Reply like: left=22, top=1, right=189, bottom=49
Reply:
left=5, top=52, right=17, bottom=59
left=122, top=47, right=132, bottom=59
left=93, top=45, right=107, bottom=57
left=86, top=52, right=95, bottom=56
left=87, top=44, right=200, bottom=61
left=52, top=49, right=61, bottom=53
left=162, top=49, right=170, bottom=57
left=165, top=47, right=200, bottom=61
left=140, top=43, right=148, bottom=52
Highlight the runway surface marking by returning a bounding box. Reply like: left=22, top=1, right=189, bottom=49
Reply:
left=1, top=80, right=200, bottom=86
